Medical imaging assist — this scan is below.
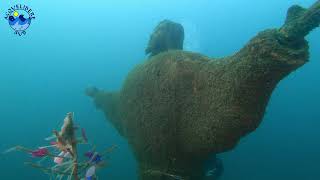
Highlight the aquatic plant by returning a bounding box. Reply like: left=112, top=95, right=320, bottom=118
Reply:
left=3, top=112, right=117, bottom=180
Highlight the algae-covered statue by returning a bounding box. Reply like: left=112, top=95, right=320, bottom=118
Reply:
left=86, top=2, right=320, bottom=180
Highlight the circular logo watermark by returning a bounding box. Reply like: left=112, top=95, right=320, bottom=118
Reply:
left=4, top=4, right=35, bottom=36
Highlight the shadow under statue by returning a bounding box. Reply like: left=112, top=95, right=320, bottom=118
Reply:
left=86, top=2, right=320, bottom=180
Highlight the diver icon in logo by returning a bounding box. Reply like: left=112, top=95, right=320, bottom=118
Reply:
left=5, top=4, right=35, bottom=36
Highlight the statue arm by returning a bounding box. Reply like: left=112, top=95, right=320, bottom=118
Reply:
left=210, top=1, right=320, bottom=138
left=229, top=1, right=320, bottom=84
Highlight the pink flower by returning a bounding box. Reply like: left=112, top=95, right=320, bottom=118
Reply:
left=50, top=141, right=58, bottom=145
left=54, top=151, right=70, bottom=164
left=31, top=148, right=49, bottom=157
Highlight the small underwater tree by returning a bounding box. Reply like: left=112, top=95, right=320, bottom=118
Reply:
left=4, top=112, right=116, bottom=180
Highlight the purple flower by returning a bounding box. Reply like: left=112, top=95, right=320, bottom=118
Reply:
left=84, top=151, right=102, bottom=164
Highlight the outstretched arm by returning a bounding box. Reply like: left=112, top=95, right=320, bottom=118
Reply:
left=214, top=1, right=320, bottom=138
left=229, top=1, right=320, bottom=83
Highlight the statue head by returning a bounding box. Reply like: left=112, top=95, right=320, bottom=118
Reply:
left=145, top=20, right=184, bottom=56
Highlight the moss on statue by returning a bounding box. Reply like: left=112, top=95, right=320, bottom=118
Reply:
left=87, top=2, right=320, bottom=180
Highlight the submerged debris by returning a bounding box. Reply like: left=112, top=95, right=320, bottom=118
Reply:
left=3, top=112, right=116, bottom=180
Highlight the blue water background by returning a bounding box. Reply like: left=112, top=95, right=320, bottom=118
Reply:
left=0, top=0, right=319, bottom=179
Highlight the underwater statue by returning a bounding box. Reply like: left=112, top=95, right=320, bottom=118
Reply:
left=86, top=1, right=320, bottom=180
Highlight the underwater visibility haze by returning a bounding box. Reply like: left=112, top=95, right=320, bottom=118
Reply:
left=0, top=0, right=319, bottom=179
